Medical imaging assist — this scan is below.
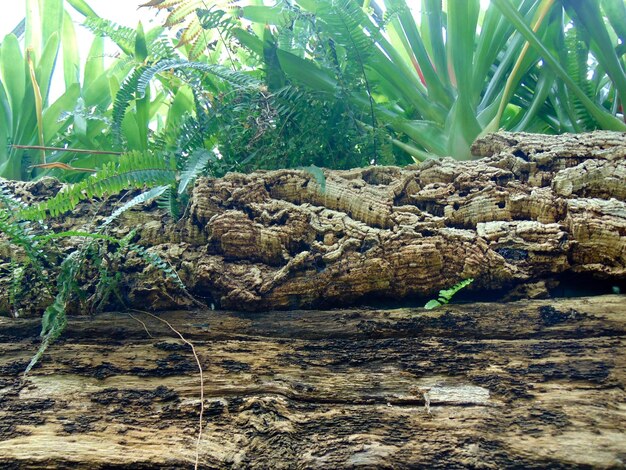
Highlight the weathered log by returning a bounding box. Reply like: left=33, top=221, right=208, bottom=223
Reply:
left=1, top=295, right=624, bottom=468
left=1, top=130, right=625, bottom=314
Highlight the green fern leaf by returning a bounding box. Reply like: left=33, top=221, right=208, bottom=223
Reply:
left=136, top=59, right=262, bottom=100
left=101, top=185, right=170, bottom=228
left=178, top=148, right=214, bottom=194
left=20, top=152, right=177, bottom=221
left=424, top=278, right=474, bottom=310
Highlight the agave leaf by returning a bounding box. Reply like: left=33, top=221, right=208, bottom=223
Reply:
left=25, top=0, right=42, bottom=58
left=65, top=0, right=98, bottom=17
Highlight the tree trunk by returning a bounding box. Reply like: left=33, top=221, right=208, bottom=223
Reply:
left=1, top=295, right=625, bottom=468
left=1, top=130, right=625, bottom=314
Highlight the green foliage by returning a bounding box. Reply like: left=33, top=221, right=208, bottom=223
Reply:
left=102, top=185, right=170, bottom=228
left=0, top=191, right=192, bottom=372
left=189, top=0, right=625, bottom=160
left=20, top=151, right=177, bottom=220
left=0, top=2, right=142, bottom=181
left=424, top=279, right=474, bottom=310
left=178, top=149, right=214, bottom=194
left=24, top=250, right=80, bottom=374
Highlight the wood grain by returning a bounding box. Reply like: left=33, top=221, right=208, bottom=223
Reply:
left=1, top=295, right=624, bottom=468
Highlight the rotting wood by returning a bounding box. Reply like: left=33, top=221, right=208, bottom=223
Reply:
left=1, top=130, right=625, bottom=314
left=0, top=295, right=624, bottom=468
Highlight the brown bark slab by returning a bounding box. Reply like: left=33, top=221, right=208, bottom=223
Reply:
left=1, top=130, right=625, bottom=314
left=1, top=295, right=625, bottom=468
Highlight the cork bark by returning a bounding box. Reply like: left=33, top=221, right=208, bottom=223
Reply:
left=1, top=130, right=625, bottom=315
left=1, top=295, right=625, bottom=468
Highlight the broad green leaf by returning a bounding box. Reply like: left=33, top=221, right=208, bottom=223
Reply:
left=135, top=22, right=149, bottom=63
left=394, top=119, right=448, bottom=156
left=0, top=35, right=25, bottom=128
left=41, top=0, right=63, bottom=59
left=601, top=0, right=626, bottom=43
left=564, top=0, right=626, bottom=105
left=36, top=33, right=60, bottom=105
left=66, top=0, right=98, bottom=17
left=62, top=11, right=80, bottom=88
left=241, top=5, right=290, bottom=24
left=84, top=37, right=104, bottom=86
left=42, top=83, right=80, bottom=142
left=25, top=0, right=42, bottom=58
left=166, top=87, right=194, bottom=127
left=263, top=25, right=286, bottom=91
left=447, top=0, right=480, bottom=105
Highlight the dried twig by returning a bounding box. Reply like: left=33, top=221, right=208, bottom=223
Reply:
left=12, top=144, right=123, bottom=155
left=131, top=309, right=205, bottom=470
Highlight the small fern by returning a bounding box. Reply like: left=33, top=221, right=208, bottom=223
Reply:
left=24, top=251, right=81, bottom=374
left=424, top=278, right=474, bottom=310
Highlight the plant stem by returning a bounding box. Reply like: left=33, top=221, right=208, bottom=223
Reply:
left=12, top=145, right=123, bottom=155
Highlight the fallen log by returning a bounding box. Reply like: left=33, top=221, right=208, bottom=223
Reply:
left=1, top=295, right=624, bottom=468
left=1, top=130, right=625, bottom=314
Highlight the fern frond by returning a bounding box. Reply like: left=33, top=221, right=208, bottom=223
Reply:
left=20, top=151, right=177, bottom=220
left=425, top=278, right=474, bottom=310
left=0, top=210, right=46, bottom=268
left=0, top=181, right=27, bottom=210
left=9, top=260, right=27, bottom=317
left=112, top=66, right=147, bottom=143
left=156, top=186, right=180, bottom=219
left=565, top=28, right=597, bottom=130
left=83, top=17, right=137, bottom=56
left=120, top=237, right=187, bottom=291
left=136, top=59, right=262, bottom=100
left=101, top=185, right=170, bottom=228
left=25, top=251, right=81, bottom=374
left=178, top=148, right=214, bottom=194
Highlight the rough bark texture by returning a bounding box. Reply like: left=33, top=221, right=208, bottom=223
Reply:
left=1, top=295, right=625, bottom=468
left=1, top=130, right=625, bottom=315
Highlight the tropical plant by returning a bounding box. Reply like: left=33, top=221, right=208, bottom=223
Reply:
left=0, top=0, right=126, bottom=181
left=144, top=0, right=626, bottom=161
left=492, top=0, right=626, bottom=134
